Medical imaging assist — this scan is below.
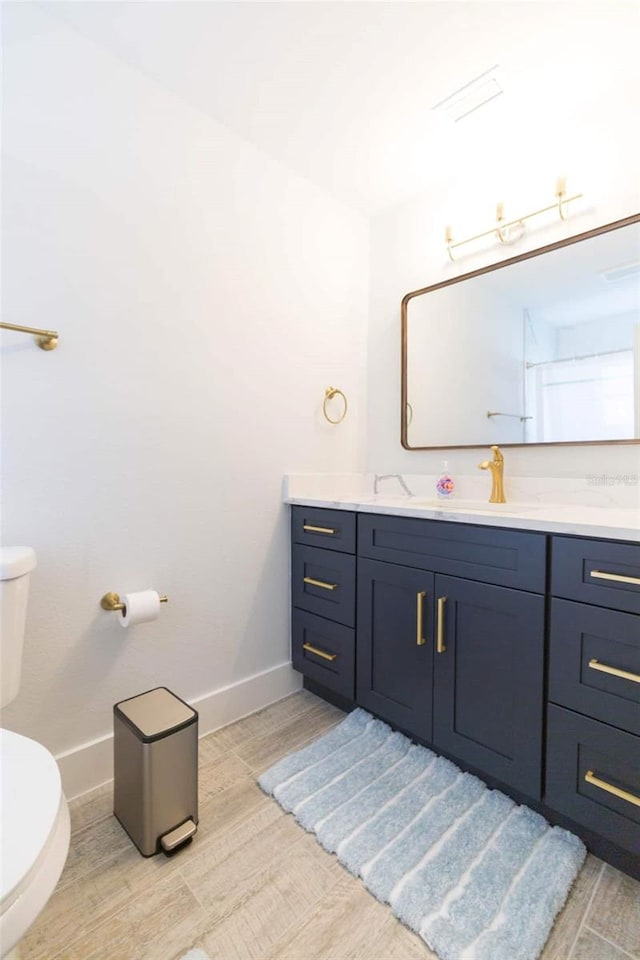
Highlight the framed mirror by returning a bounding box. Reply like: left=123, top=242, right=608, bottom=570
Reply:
left=401, top=214, right=640, bottom=449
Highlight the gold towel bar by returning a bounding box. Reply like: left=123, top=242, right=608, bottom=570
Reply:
left=0, top=321, right=59, bottom=351
left=589, top=659, right=640, bottom=684
left=584, top=771, right=640, bottom=808
left=302, top=643, right=337, bottom=662
left=100, top=591, right=168, bottom=612
left=590, top=570, right=640, bottom=586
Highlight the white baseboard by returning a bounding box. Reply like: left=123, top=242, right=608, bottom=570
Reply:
left=56, top=662, right=302, bottom=800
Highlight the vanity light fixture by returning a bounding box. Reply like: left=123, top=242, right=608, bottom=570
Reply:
left=445, top=178, right=583, bottom=262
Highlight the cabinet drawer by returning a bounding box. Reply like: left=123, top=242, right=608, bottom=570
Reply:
left=358, top=514, right=545, bottom=592
left=291, top=506, right=356, bottom=554
left=292, top=544, right=356, bottom=627
left=551, top=537, right=640, bottom=615
left=546, top=705, right=640, bottom=856
left=549, top=599, right=640, bottom=735
left=292, top=609, right=354, bottom=700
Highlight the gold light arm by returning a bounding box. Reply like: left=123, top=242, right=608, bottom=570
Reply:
left=584, top=771, right=640, bottom=808
left=590, top=570, right=640, bottom=586
left=303, top=576, right=338, bottom=591
left=302, top=643, right=337, bottom=662
left=588, top=659, right=640, bottom=684
left=437, top=597, right=447, bottom=653
left=1, top=321, right=59, bottom=351
left=416, top=591, right=426, bottom=646
left=303, top=524, right=336, bottom=535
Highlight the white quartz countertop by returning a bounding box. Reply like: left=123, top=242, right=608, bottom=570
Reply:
left=284, top=475, right=640, bottom=542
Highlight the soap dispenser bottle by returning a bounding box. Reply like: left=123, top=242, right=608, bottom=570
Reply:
left=436, top=460, right=454, bottom=499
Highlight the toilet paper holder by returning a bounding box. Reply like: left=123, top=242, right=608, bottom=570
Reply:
left=101, top=592, right=169, bottom=612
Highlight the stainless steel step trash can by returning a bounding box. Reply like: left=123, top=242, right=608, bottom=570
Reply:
left=114, top=686, right=198, bottom=857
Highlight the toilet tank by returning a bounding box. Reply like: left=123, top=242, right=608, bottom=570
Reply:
left=1, top=547, right=37, bottom=708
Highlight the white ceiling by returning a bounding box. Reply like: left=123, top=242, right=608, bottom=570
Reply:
left=28, top=1, right=640, bottom=215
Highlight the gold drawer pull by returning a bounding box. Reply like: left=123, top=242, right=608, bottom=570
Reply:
left=303, top=524, right=336, bottom=535
left=588, top=659, right=640, bottom=684
left=590, top=570, right=640, bottom=586
left=416, top=591, right=426, bottom=646
left=303, top=643, right=337, bottom=662
left=584, top=770, right=640, bottom=808
left=437, top=596, right=447, bottom=653
left=303, top=576, right=338, bottom=591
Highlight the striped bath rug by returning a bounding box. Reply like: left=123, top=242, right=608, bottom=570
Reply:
left=258, top=708, right=586, bottom=960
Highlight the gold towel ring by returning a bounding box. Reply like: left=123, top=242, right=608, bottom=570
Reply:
left=323, top=387, right=347, bottom=424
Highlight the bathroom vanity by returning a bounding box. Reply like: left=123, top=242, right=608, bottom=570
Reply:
left=288, top=495, right=640, bottom=880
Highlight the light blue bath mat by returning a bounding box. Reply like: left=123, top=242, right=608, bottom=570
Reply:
left=179, top=950, right=211, bottom=960
left=258, top=708, right=586, bottom=960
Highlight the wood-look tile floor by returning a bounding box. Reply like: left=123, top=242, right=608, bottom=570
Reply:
left=23, top=691, right=640, bottom=960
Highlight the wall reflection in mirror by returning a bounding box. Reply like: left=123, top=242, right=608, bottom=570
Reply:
left=403, top=216, right=640, bottom=448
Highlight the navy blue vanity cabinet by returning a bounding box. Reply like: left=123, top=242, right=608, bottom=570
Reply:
left=290, top=507, right=356, bottom=700
left=357, top=559, right=434, bottom=741
left=432, top=575, right=545, bottom=799
left=546, top=536, right=640, bottom=861
left=356, top=514, right=547, bottom=797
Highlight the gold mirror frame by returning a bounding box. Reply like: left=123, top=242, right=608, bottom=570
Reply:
left=401, top=213, right=640, bottom=450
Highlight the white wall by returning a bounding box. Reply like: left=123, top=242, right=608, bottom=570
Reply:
left=407, top=280, right=523, bottom=446
left=369, top=127, right=640, bottom=479
left=0, top=5, right=368, bottom=789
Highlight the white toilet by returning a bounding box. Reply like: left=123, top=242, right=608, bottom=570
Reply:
left=0, top=548, right=70, bottom=959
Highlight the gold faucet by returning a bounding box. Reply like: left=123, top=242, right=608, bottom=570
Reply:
left=478, top=445, right=506, bottom=503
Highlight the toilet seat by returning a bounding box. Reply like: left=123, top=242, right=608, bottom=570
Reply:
left=0, top=729, right=70, bottom=958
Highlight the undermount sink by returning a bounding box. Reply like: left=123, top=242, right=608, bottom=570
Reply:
left=361, top=494, right=549, bottom=515
left=411, top=499, right=541, bottom=513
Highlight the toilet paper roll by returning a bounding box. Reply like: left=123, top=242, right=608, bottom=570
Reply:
left=119, top=590, right=161, bottom=628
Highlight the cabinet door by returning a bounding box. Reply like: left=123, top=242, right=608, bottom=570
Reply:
left=432, top=575, right=545, bottom=799
left=357, top=558, right=434, bottom=741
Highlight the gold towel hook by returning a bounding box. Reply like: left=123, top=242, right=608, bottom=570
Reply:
left=323, top=387, right=347, bottom=424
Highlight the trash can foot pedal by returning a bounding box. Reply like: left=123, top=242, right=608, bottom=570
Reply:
left=160, top=819, right=197, bottom=854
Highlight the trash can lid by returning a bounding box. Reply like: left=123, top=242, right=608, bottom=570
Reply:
left=114, top=687, right=197, bottom=741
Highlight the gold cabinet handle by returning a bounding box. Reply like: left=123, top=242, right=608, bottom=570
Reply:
left=437, top=597, right=447, bottom=653
left=302, top=643, right=337, bottom=662
left=303, top=524, right=336, bottom=535
left=590, top=570, right=640, bottom=587
left=303, top=576, right=338, bottom=591
left=584, top=770, right=640, bottom=808
left=589, top=659, right=640, bottom=685
left=416, top=591, right=426, bottom=646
